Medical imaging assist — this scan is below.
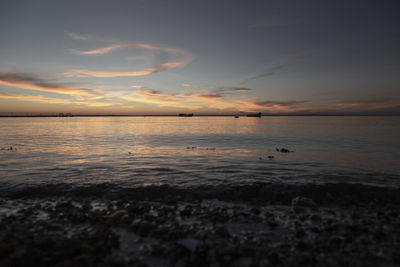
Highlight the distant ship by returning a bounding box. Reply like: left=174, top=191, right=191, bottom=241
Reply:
left=178, top=113, right=194, bottom=117
left=246, top=112, right=262, bottom=117
left=58, top=113, right=74, bottom=117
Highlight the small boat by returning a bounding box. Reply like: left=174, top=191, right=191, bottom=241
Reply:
left=246, top=112, right=262, bottom=117
left=178, top=113, right=194, bottom=117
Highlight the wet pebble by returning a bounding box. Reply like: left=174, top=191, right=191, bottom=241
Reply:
left=292, top=197, right=317, bottom=208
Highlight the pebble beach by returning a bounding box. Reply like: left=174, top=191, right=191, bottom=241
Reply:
left=1, top=182, right=400, bottom=266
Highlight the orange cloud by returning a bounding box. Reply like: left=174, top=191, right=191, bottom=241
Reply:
left=63, top=68, right=155, bottom=78
left=64, top=35, right=193, bottom=77
left=0, top=93, right=116, bottom=107
left=119, top=89, right=196, bottom=109
left=0, top=93, right=70, bottom=104
left=118, top=88, right=306, bottom=113
left=134, top=89, right=176, bottom=100
left=70, top=44, right=127, bottom=55
left=75, top=100, right=113, bottom=107
left=234, top=99, right=306, bottom=113
left=0, top=72, right=100, bottom=98
left=122, top=96, right=197, bottom=110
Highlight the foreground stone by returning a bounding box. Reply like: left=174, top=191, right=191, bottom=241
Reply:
left=1, top=195, right=399, bottom=267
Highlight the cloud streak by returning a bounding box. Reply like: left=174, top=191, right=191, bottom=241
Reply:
left=331, top=98, right=400, bottom=113
left=65, top=31, right=91, bottom=41
left=215, top=87, right=252, bottom=93
left=241, top=64, right=287, bottom=84
left=118, top=88, right=307, bottom=113
left=123, top=89, right=400, bottom=115
left=241, top=52, right=309, bottom=84
left=255, top=100, right=308, bottom=107
left=0, top=92, right=115, bottom=107
left=0, top=93, right=71, bottom=104
left=0, top=72, right=100, bottom=98
left=121, top=89, right=197, bottom=109
left=70, top=44, right=126, bottom=55
left=64, top=33, right=194, bottom=77
left=181, top=83, right=251, bottom=93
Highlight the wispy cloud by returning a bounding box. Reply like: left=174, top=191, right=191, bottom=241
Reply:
left=117, top=88, right=307, bottom=113
left=0, top=70, right=308, bottom=114
left=118, top=89, right=219, bottom=109
left=74, top=100, right=114, bottom=107
left=63, top=68, right=155, bottom=78
left=215, top=87, right=252, bottom=93
left=70, top=44, right=126, bottom=55
left=331, top=98, right=400, bottom=113
left=195, top=93, right=223, bottom=99
left=134, top=89, right=176, bottom=101
left=0, top=72, right=100, bottom=98
left=0, top=93, right=71, bottom=104
left=181, top=83, right=194, bottom=88
left=63, top=33, right=194, bottom=77
left=181, top=83, right=251, bottom=95
left=241, top=64, right=287, bottom=84
left=65, top=31, right=91, bottom=41
left=234, top=99, right=308, bottom=113
left=0, top=92, right=116, bottom=107
left=120, top=84, right=274, bottom=112
left=241, top=52, right=309, bottom=84
left=291, top=98, right=400, bottom=115
left=121, top=89, right=197, bottom=109
left=255, top=100, right=308, bottom=107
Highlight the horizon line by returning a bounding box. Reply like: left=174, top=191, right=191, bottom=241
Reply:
left=0, top=113, right=399, bottom=118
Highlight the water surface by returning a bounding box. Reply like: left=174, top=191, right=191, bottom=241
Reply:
left=1, top=116, right=399, bottom=189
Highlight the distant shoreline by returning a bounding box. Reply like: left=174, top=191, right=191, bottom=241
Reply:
left=0, top=114, right=399, bottom=118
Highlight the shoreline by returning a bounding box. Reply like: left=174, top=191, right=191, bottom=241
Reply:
left=1, top=114, right=400, bottom=118
left=2, top=182, right=400, bottom=205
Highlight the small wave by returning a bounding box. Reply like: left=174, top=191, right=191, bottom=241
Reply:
left=1, top=182, right=399, bottom=207
left=151, top=167, right=175, bottom=172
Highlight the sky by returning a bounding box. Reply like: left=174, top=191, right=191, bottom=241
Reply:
left=0, top=0, right=399, bottom=115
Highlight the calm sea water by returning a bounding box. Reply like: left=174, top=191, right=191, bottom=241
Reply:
left=0, top=116, right=399, bottom=189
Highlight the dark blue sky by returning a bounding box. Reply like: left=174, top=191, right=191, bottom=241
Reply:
left=1, top=0, right=399, bottom=114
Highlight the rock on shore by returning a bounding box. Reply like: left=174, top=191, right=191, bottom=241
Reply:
left=1, top=183, right=400, bottom=266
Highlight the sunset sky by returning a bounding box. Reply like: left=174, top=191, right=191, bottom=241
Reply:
left=0, top=0, right=399, bottom=115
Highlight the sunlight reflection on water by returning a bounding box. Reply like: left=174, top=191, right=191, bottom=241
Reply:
left=0, top=116, right=399, bottom=188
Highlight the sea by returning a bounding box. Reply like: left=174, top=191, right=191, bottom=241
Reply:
left=0, top=116, right=399, bottom=195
